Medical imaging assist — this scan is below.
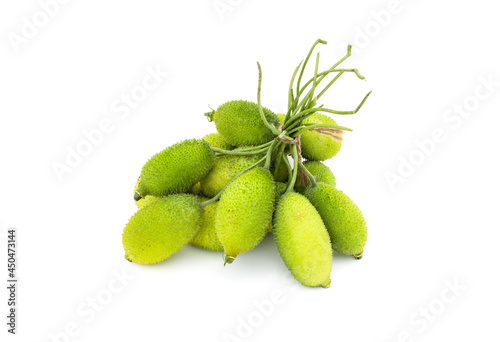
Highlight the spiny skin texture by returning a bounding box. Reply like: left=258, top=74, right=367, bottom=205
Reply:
left=202, top=133, right=234, bottom=150
left=190, top=198, right=223, bottom=252
left=135, top=195, right=159, bottom=210
left=213, top=100, right=280, bottom=146
left=295, top=161, right=336, bottom=193
left=215, top=168, right=275, bottom=262
left=300, top=113, right=342, bottom=161
left=122, top=195, right=203, bottom=264
left=305, top=183, right=367, bottom=257
left=200, top=155, right=260, bottom=198
left=273, top=192, right=332, bottom=288
left=136, top=139, right=216, bottom=198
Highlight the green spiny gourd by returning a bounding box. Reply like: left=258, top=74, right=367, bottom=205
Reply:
left=295, top=160, right=336, bottom=193
left=190, top=197, right=223, bottom=252
left=200, top=154, right=261, bottom=198
left=123, top=194, right=203, bottom=264
left=210, top=100, right=280, bottom=146
left=215, top=167, right=275, bottom=263
left=300, top=113, right=342, bottom=161
left=135, top=139, right=216, bottom=199
left=273, top=192, right=333, bottom=288
left=202, top=132, right=234, bottom=150
left=305, top=183, right=367, bottom=258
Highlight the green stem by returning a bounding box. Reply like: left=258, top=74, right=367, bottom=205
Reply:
left=285, top=145, right=300, bottom=193
left=298, top=163, right=317, bottom=187
left=200, top=156, right=266, bottom=208
left=316, top=71, right=344, bottom=100
left=287, top=67, right=338, bottom=120
left=204, top=111, right=214, bottom=122
left=289, top=123, right=353, bottom=136
left=273, top=143, right=287, bottom=179
left=305, top=52, right=320, bottom=110
left=285, top=90, right=372, bottom=130
left=231, top=141, right=274, bottom=151
left=292, top=87, right=314, bottom=117
left=288, top=44, right=354, bottom=114
left=329, top=68, right=365, bottom=80
left=296, top=39, right=327, bottom=99
left=292, top=45, right=352, bottom=109
left=211, top=147, right=268, bottom=156
left=309, top=67, right=367, bottom=102
left=283, top=151, right=292, bottom=182
left=257, top=62, right=281, bottom=136
left=286, top=60, right=303, bottom=121
left=264, top=140, right=278, bottom=170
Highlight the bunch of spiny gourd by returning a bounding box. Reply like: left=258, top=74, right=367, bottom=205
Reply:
left=123, top=40, right=371, bottom=288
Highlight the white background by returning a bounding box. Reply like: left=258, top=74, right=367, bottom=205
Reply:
left=1, top=0, right=499, bottom=341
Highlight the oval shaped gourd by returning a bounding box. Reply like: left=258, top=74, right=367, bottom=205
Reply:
left=273, top=192, right=333, bottom=287
left=212, top=100, right=280, bottom=146
left=295, top=160, right=336, bottom=193
left=305, top=183, right=367, bottom=258
left=190, top=198, right=223, bottom=252
left=135, top=139, right=216, bottom=198
left=200, top=154, right=261, bottom=198
left=122, top=194, right=203, bottom=264
left=300, top=113, right=342, bottom=161
left=215, top=167, right=275, bottom=264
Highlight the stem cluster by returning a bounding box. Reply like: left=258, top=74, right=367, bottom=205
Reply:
left=204, top=39, right=371, bottom=206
